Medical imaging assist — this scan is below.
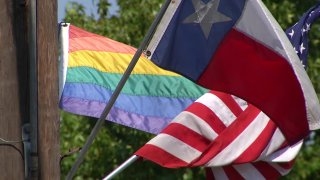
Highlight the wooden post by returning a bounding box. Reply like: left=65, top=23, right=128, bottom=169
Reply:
left=0, top=0, right=28, bottom=179
left=0, top=0, right=59, bottom=179
left=37, top=0, right=60, bottom=179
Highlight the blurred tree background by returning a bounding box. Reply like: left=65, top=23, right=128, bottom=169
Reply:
left=60, top=0, right=320, bottom=179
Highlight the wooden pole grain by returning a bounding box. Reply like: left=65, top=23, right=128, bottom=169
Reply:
left=0, top=0, right=60, bottom=179
left=37, top=0, right=60, bottom=179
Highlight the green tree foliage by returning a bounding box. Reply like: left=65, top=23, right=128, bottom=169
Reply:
left=60, top=0, right=320, bottom=179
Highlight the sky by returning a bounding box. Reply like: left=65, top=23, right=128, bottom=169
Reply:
left=58, top=0, right=118, bottom=22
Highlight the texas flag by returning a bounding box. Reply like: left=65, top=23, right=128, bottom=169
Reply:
left=145, top=0, right=320, bottom=144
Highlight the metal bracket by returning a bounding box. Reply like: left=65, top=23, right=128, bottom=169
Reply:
left=22, top=123, right=31, bottom=179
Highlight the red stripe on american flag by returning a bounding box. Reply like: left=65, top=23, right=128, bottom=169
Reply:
left=278, top=141, right=290, bottom=151
left=277, top=160, right=295, bottom=170
left=223, top=166, right=245, bottom=180
left=191, top=105, right=261, bottom=166
left=234, top=120, right=277, bottom=163
left=186, top=102, right=226, bottom=134
left=162, top=123, right=211, bottom=152
left=135, top=144, right=188, bottom=167
left=253, top=161, right=282, bottom=178
left=211, top=90, right=243, bottom=116
left=205, top=168, right=215, bottom=180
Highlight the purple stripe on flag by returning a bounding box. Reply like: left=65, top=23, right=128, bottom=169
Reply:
left=61, top=96, right=171, bottom=134
left=62, top=82, right=199, bottom=118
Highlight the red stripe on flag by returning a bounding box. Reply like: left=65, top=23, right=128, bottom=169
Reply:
left=162, top=123, right=211, bottom=152
left=191, top=105, right=261, bottom=166
left=253, top=161, right=282, bottom=178
left=135, top=144, right=188, bottom=167
left=277, top=160, right=295, bottom=170
left=211, top=90, right=243, bottom=116
left=278, top=141, right=290, bottom=151
left=223, top=166, right=245, bottom=180
left=69, top=25, right=137, bottom=53
left=69, top=25, right=102, bottom=39
left=234, top=120, right=277, bottom=163
left=186, top=102, right=227, bottom=134
left=205, top=168, right=215, bottom=180
left=197, top=28, right=308, bottom=144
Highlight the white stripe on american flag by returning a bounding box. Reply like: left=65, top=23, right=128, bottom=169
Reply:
left=211, top=167, right=229, bottom=180
left=233, top=164, right=265, bottom=180
left=196, top=92, right=236, bottom=126
left=205, top=112, right=270, bottom=166
left=146, top=134, right=201, bottom=163
left=265, top=140, right=303, bottom=162
left=258, top=128, right=285, bottom=160
left=232, top=95, right=248, bottom=110
left=269, top=163, right=292, bottom=175
left=172, top=111, right=218, bottom=141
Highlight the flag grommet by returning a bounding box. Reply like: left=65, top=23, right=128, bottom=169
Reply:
left=145, top=50, right=152, bottom=57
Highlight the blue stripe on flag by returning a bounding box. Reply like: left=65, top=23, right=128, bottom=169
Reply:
left=62, top=82, right=199, bottom=118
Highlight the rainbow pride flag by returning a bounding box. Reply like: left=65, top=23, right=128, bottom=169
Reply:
left=59, top=24, right=208, bottom=134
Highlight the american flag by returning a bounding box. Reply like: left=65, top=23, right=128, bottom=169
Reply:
left=285, top=3, right=320, bottom=68
left=135, top=91, right=303, bottom=179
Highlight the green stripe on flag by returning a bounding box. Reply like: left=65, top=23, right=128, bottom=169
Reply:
left=66, top=67, right=208, bottom=98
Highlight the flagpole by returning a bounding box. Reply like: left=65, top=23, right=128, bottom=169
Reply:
left=28, top=0, right=39, bottom=178
left=66, top=0, right=172, bottom=179
left=102, top=155, right=140, bottom=180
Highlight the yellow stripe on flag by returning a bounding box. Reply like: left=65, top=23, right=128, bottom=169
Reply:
left=68, top=50, right=180, bottom=76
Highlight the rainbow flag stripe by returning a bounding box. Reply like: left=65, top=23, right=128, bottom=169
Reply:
left=60, top=25, right=208, bottom=134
